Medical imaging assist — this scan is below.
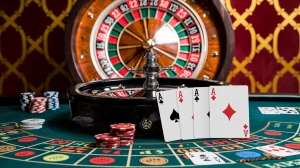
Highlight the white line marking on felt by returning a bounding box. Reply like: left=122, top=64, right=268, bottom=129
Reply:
left=126, top=144, right=133, bottom=167
left=73, top=148, right=96, bottom=165
left=167, top=144, right=185, bottom=166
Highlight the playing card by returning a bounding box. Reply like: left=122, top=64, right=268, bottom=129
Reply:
left=256, top=145, right=300, bottom=157
left=209, top=86, right=250, bottom=138
left=258, top=107, right=280, bottom=114
left=193, top=87, right=210, bottom=138
left=177, top=88, right=195, bottom=140
left=185, top=152, right=225, bottom=165
left=156, top=90, right=181, bottom=142
left=276, top=107, right=299, bottom=115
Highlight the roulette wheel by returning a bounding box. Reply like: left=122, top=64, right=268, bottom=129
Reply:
left=65, top=0, right=234, bottom=82
left=65, top=0, right=234, bottom=137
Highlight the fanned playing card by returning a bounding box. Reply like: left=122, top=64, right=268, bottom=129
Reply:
left=156, top=90, right=181, bottom=142
left=209, top=86, right=250, bottom=138
left=276, top=107, right=299, bottom=115
left=256, top=145, right=300, bottom=157
left=258, top=107, right=280, bottom=114
left=177, top=88, right=195, bottom=140
left=185, top=152, right=225, bottom=165
left=193, top=87, right=210, bottom=138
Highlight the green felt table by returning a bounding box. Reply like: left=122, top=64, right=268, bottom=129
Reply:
left=0, top=98, right=299, bottom=168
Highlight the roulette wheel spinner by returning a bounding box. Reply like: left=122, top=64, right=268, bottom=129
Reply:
left=65, top=0, right=234, bottom=137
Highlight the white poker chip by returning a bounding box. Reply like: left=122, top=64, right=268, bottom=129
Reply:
left=22, top=125, right=42, bottom=130
left=20, top=124, right=42, bottom=128
left=21, top=118, right=45, bottom=125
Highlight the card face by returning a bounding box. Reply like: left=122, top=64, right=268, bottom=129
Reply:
left=177, top=88, right=195, bottom=140
left=209, top=86, right=250, bottom=138
left=193, top=87, right=210, bottom=138
left=156, top=90, right=181, bottom=142
left=185, top=152, right=225, bottom=165
left=256, top=145, right=300, bottom=157
left=258, top=107, right=280, bottom=114
left=276, top=107, right=299, bottom=115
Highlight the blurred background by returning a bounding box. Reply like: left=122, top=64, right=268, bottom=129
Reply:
left=0, top=0, right=299, bottom=95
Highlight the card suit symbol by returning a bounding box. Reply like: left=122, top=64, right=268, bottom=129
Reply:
left=192, top=115, right=194, bottom=119
left=211, top=95, right=216, bottom=101
left=170, top=109, right=180, bottom=123
left=207, top=111, right=210, bottom=117
left=159, top=100, right=164, bottom=104
left=243, top=124, right=248, bottom=130
left=223, top=104, right=236, bottom=121
left=179, top=98, right=183, bottom=103
left=194, top=96, right=199, bottom=102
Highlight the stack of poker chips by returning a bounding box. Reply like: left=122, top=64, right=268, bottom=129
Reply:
left=29, top=97, right=47, bottom=113
left=94, top=133, right=121, bottom=148
left=109, top=123, right=135, bottom=146
left=20, top=92, right=35, bottom=111
left=20, top=118, right=45, bottom=130
left=43, top=91, right=59, bottom=110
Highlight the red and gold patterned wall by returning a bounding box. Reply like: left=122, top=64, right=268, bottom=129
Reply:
left=0, top=0, right=299, bottom=95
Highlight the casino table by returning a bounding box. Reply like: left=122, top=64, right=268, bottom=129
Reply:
left=0, top=95, right=299, bottom=168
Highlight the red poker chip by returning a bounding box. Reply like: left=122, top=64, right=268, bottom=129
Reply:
left=110, top=123, right=135, bottom=131
left=94, top=133, right=120, bottom=141
left=18, top=137, right=38, bottom=142
left=119, top=142, right=133, bottom=146
left=89, top=157, right=116, bottom=164
left=120, top=140, right=133, bottom=143
left=98, top=143, right=119, bottom=147
left=120, top=136, right=134, bottom=140
left=14, top=150, right=35, bottom=157
left=110, top=129, right=136, bottom=137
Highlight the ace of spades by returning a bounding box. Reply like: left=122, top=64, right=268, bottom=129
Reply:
left=156, top=89, right=181, bottom=142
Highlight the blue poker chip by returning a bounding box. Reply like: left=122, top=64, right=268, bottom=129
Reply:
left=235, top=151, right=261, bottom=158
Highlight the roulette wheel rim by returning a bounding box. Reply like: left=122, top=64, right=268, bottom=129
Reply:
left=65, top=0, right=234, bottom=83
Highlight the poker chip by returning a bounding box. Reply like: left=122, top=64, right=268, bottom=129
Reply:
left=110, top=129, right=136, bottom=137
left=43, top=91, right=60, bottom=110
left=21, top=118, right=45, bottom=130
left=21, top=119, right=45, bottom=125
left=20, top=92, right=35, bottom=112
left=119, top=140, right=133, bottom=146
left=29, top=97, right=47, bottom=113
left=94, top=133, right=120, bottom=142
left=119, top=136, right=134, bottom=140
left=110, top=123, right=135, bottom=131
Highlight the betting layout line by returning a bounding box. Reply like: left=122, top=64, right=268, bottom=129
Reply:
left=244, top=162, right=261, bottom=168
left=167, top=144, right=185, bottom=166
left=269, top=123, right=300, bottom=146
left=0, top=139, right=53, bottom=156
left=215, top=152, right=236, bottom=163
left=1, top=135, right=31, bottom=142
left=193, top=142, right=208, bottom=152
left=73, top=148, right=96, bottom=165
left=25, top=141, right=76, bottom=161
left=253, top=134, right=299, bottom=143
left=126, top=144, right=133, bottom=167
